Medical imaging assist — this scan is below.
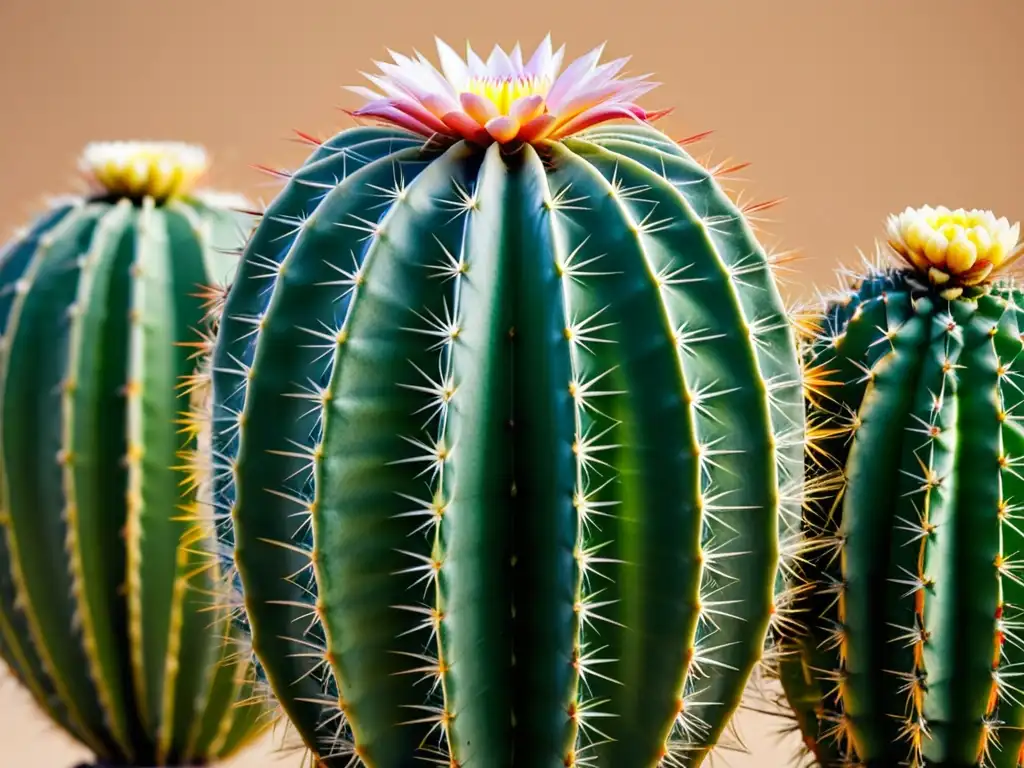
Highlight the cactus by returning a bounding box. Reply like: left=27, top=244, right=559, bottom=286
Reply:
left=777, top=206, right=1024, bottom=766
left=209, top=37, right=806, bottom=768
left=0, top=142, right=268, bottom=766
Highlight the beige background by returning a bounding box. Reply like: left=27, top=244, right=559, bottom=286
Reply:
left=0, top=0, right=1021, bottom=765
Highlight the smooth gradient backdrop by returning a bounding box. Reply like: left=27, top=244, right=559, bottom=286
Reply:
left=0, top=1, right=1021, bottom=765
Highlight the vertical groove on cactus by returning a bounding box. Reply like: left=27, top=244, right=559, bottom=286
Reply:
left=423, top=145, right=516, bottom=764
left=547, top=150, right=590, bottom=768
left=0, top=141, right=269, bottom=766
left=211, top=37, right=804, bottom=768
left=125, top=196, right=169, bottom=732
left=508, top=146, right=580, bottom=766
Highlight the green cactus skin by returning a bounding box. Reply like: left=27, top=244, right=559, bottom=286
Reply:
left=779, top=265, right=1024, bottom=767
left=210, top=122, right=805, bottom=768
left=0, top=180, right=267, bottom=766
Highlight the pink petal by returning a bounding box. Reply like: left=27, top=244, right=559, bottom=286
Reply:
left=352, top=96, right=396, bottom=112
left=611, top=79, right=661, bottom=105
left=550, top=74, right=653, bottom=116
left=421, top=93, right=454, bottom=118
left=550, top=81, right=631, bottom=121
left=441, top=110, right=493, bottom=145
left=548, top=103, right=646, bottom=139
left=594, top=56, right=631, bottom=81
left=518, top=114, right=558, bottom=143
left=411, top=49, right=461, bottom=98
left=350, top=104, right=438, bottom=138
left=388, top=98, right=452, bottom=135
left=353, top=97, right=450, bottom=135
left=549, top=44, right=566, bottom=81
left=509, top=94, right=545, bottom=123
left=487, top=44, right=516, bottom=77
left=345, top=85, right=386, bottom=102
left=509, top=42, right=524, bottom=72
left=375, top=60, right=445, bottom=103
left=524, top=34, right=553, bottom=77
left=485, top=116, right=521, bottom=144
left=466, top=43, right=488, bottom=79
left=361, top=72, right=412, bottom=102
left=459, top=92, right=498, bottom=125
left=569, top=56, right=631, bottom=97
left=435, top=38, right=470, bottom=89
left=367, top=65, right=426, bottom=102
left=545, top=44, right=606, bottom=108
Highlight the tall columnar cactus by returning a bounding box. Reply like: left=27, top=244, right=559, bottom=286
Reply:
left=0, top=142, right=268, bottom=766
left=778, top=206, right=1024, bottom=766
left=209, top=37, right=806, bottom=768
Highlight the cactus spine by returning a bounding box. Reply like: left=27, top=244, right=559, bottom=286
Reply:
left=779, top=206, right=1024, bottom=766
left=0, top=142, right=267, bottom=766
left=211, top=39, right=806, bottom=767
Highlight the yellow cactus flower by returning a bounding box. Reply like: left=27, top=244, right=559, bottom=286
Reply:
left=886, top=205, right=1023, bottom=299
left=79, top=141, right=209, bottom=202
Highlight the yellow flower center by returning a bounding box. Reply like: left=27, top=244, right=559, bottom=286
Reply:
left=464, top=75, right=551, bottom=115
left=887, top=205, right=1022, bottom=298
left=80, top=141, right=209, bottom=202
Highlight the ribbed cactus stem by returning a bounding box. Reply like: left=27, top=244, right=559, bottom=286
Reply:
left=779, top=205, right=1024, bottom=767
left=0, top=141, right=268, bottom=766
left=211, top=115, right=804, bottom=766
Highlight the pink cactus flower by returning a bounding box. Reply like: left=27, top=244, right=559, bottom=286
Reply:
left=346, top=35, right=667, bottom=146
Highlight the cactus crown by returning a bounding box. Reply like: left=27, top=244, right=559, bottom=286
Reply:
left=78, top=141, right=209, bottom=204
left=885, top=204, right=1023, bottom=299
left=347, top=35, right=667, bottom=146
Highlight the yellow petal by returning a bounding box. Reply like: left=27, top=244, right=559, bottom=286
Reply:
left=988, top=240, right=1007, bottom=266
left=946, top=233, right=977, bottom=274
left=905, top=221, right=928, bottom=252
left=969, top=225, right=992, bottom=254
left=924, top=233, right=949, bottom=265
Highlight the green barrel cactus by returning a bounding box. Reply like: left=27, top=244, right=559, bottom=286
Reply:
left=778, top=205, right=1024, bottom=766
left=209, top=37, right=806, bottom=768
left=0, top=142, right=268, bottom=766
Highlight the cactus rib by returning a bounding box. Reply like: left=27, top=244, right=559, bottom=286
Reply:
left=61, top=197, right=138, bottom=757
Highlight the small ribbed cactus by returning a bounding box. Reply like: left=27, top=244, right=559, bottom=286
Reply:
left=210, top=37, right=806, bottom=767
left=0, top=142, right=267, bottom=766
left=778, top=206, right=1024, bottom=766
